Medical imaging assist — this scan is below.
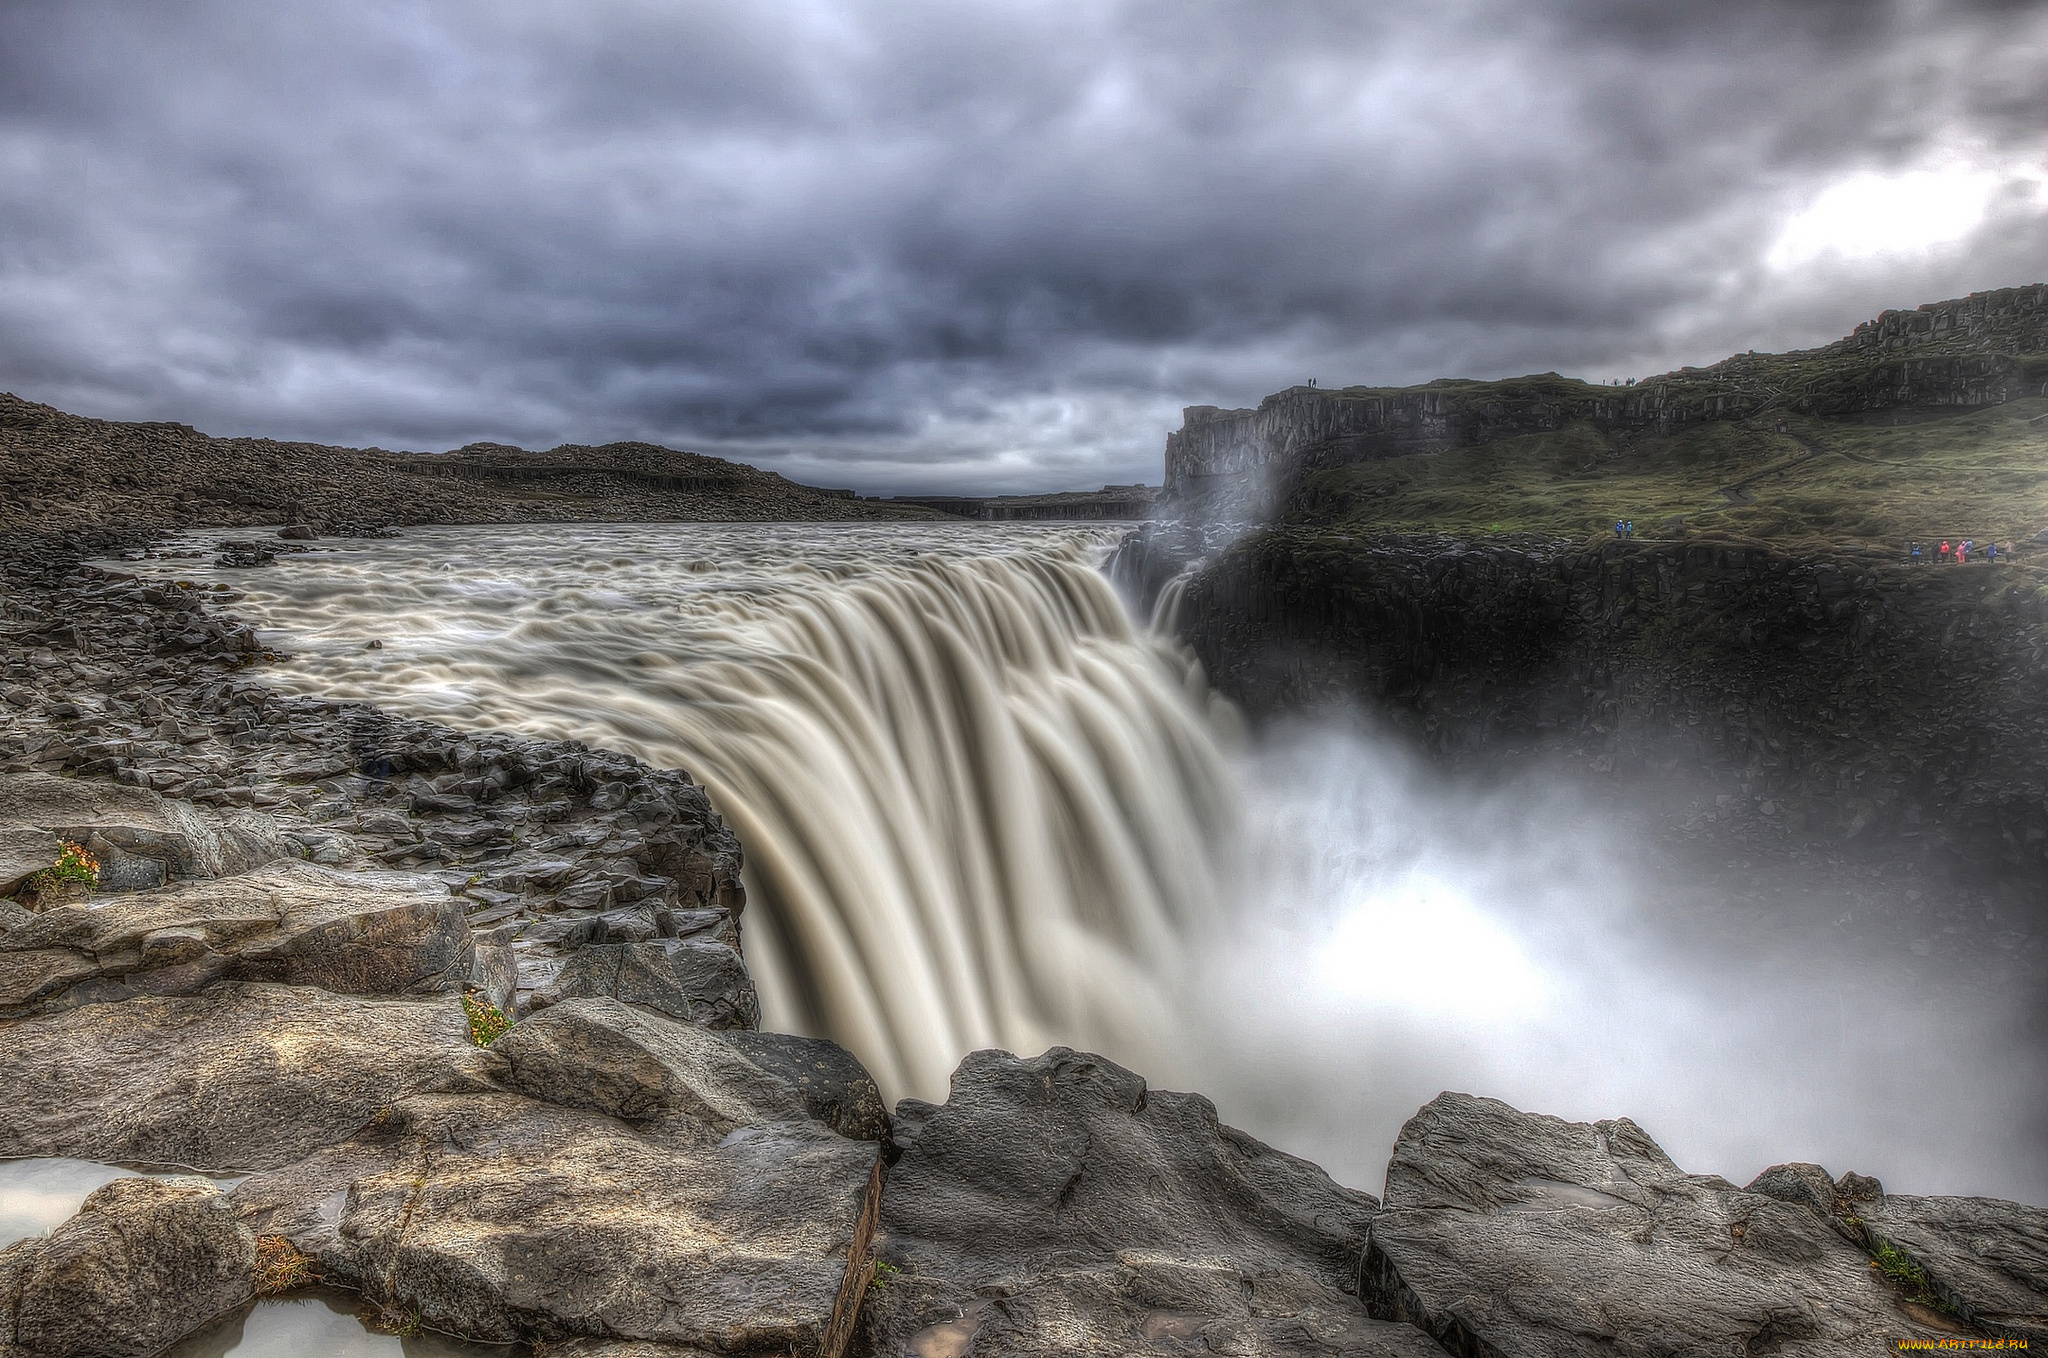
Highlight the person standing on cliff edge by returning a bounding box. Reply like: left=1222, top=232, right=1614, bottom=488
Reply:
left=1940, top=539, right=1952, bottom=562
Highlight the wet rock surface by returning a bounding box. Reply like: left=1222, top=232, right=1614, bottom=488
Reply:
left=858, top=1047, right=1445, bottom=1357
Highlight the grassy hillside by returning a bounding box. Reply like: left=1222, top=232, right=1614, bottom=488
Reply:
left=1288, top=398, right=2048, bottom=554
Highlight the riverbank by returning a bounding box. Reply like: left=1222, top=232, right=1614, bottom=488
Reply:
left=3, top=527, right=2046, bottom=1355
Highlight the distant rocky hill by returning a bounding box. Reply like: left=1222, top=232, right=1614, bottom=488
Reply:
left=1164, top=283, right=2048, bottom=500
left=0, top=394, right=938, bottom=532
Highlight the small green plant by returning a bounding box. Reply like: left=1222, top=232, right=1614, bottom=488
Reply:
left=21, top=841, right=100, bottom=897
left=867, top=1259, right=902, bottom=1293
left=1870, top=1238, right=1951, bottom=1312
left=463, top=990, right=512, bottom=1047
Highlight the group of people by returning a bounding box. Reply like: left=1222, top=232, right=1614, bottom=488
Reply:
left=1909, top=539, right=2008, bottom=565
left=1613, top=519, right=1637, bottom=538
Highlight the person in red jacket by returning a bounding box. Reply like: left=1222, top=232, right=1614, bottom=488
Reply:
left=1939, top=539, right=1952, bottom=562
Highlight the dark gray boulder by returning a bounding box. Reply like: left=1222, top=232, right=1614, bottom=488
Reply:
left=0, top=1176, right=254, bottom=1358
left=1365, top=1093, right=1975, bottom=1355
left=536, top=937, right=760, bottom=1029
left=858, top=1046, right=1446, bottom=1357
left=490, top=997, right=887, bottom=1144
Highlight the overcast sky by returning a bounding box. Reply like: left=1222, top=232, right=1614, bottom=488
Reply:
left=2, top=1, right=2044, bottom=493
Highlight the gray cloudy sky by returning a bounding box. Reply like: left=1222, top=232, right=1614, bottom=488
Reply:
left=2, top=0, right=2044, bottom=493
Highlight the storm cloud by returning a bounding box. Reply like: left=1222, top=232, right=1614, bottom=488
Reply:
left=1, top=0, right=2043, bottom=492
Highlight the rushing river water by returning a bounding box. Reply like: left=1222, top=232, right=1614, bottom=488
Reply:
left=117, top=521, right=2045, bottom=1204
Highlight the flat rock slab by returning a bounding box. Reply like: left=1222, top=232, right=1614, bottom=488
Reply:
left=0, top=1176, right=254, bottom=1358
left=860, top=1046, right=1446, bottom=1357
left=234, top=999, right=885, bottom=1352
left=1366, top=1093, right=1975, bottom=1356
left=537, top=938, right=760, bottom=1030
left=0, top=859, right=475, bottom=1015
left=1860, top=1194, right=2048, bottom=1342
left=0, top=772, right=283, bottom=882
left=0, top=982, right=478, bottom=1171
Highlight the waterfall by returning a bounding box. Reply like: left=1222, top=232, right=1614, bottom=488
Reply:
left=191, top=523, right=1237, bottom=1100
left=634, top=548, right=1235, bottom=1097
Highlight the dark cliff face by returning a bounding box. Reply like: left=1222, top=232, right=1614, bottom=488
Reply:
left=1163, top=283, right=2048, bottom=499
left=1168, top=526, right=2048, bottom=871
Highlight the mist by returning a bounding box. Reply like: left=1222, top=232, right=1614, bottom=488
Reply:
left=1172, top=714, right=2047, bottom=1203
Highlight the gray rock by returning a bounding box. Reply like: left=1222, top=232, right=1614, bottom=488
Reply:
left=538, top=938, right=760, bottom=1029
left=0, top=773, right=284, bottom=882
left=0, top=982, right=479, bottom=1170
left=1857, top=1193, right=2048, bottom=1343
left=861, top=1047, right=1443, bottom=1358
left=1744, top=1161, right=1844, bottom=1222
left=0, top=860, right=475, bottom=1014
left=1365, top=1093, right=1970, bottom=1355
left=469, top=922, right=519, bottom=1013
left=0, top=826, right=62, bottom=896
left=232, top=1083, right=882, bottom=1349
left=489, top=996, right=812, bottom=1132
left=0, top=1176, right=255, bottom=1358
left=538, top=1343, right=718, bottom=1358
left=724, top=1028, right=889, bottom=1142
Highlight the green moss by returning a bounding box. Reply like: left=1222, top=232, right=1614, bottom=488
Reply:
left=1285, top=399, right=2048, bottom=553
left=462, top=991, right=512, bottom=1047
left=1870, top=1237, right=1954, bottom=1313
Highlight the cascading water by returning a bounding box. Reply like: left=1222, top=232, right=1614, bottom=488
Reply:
left=189, top=522, right=1236, bottom=1100
left=139, top=520, right=2045, bottom=1202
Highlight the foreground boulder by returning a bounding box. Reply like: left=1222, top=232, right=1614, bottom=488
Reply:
left=1365, top=1093, right=1983, bottom=1355
left=535, top=937, right=761, bottom=1029
left=0, top=1176, right=254, bottom=1358
left=0, top=859, right=476, bottom=1016
left=234, top=998, right=885, bottom=1352
left=0, top=772, right=284, bottom=886
left=858, top=1047, right=1446, bottom=1357
left=0, top=982, right=478, bottom=1169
